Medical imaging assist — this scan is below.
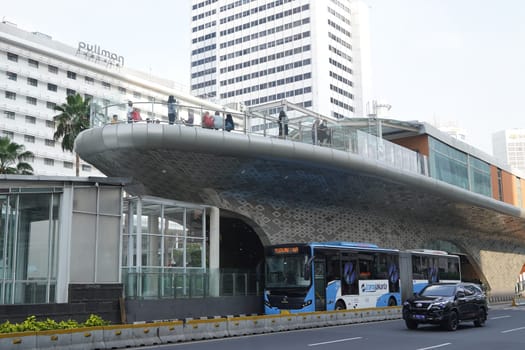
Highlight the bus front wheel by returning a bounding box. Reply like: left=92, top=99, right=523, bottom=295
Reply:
left=388, top=297, right=397, bottom=306
left=335, top=300, right=346, bottom=310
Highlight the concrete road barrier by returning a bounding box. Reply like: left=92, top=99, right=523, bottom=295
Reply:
left=130, top=322, right=162, bottom=347
left=35, top=329, right=72, bottom=350
left=185, top=317, right=228, bottom=340
left=102, top=325, right=135, bottom=349
left=157, top=320, right=185, bottom=343
left=0, top=331, right=36, bottom=350
left=69, top=327, right=104, bottom=350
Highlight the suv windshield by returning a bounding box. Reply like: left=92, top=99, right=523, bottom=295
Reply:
left=420, top=284, right=456, bottom=297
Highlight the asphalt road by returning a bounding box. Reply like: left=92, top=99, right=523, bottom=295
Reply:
left=138, top=304, right=525, bottom=350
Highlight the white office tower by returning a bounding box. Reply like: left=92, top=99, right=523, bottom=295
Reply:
left=190, top=0, right=372, bottom=119
left=0, top=21, right=184, bottom=176
left=493, top=129, right=525, bottom=173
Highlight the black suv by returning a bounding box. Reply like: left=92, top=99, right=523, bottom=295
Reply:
left=402, top=282, right=488, bottom=331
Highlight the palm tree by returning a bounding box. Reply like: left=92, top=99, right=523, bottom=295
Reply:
left=53, top=93, right=90, bottom=176
left=0, top=136, right=34, bottom=175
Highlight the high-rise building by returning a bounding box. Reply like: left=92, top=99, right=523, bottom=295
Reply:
left=190, top=0, right=372, bottom=119
left=0, top=21, right=193, bottom=176
left=493, top=129, right=525, bottom=173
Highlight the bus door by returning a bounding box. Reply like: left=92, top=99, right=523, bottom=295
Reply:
left=313, top=257, right=326, bottom=311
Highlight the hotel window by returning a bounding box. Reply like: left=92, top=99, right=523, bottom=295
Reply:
left=27, top=77, right=38, bottom=87
left=102, top=81, right=111, bottom=89
left=6, top=71, right=17, bottom=81
left=46, top=102, right=56, bottom=110
left=44, top=158, right=54, bottom=166
left=118, top=86, right=126, bottom=94
left=45, top=139, right=55, bottom=147
left=82, top=164, right=92, bottom=171
left=63, top=161, right=73, bottom=169
left=66, top=89, right=76, bottom=96
left=7, top=52, right=18, bottom=62
left=133, top=91, right=142, bottom=99
left=26, top=96, right=37, bottom=105
left=24, top=135, right=35, bottom=143
left=48, top=83, right=58, bottom=92
left=5, top=91, right=16, bottom=100
left=46, top=120, right=55, bottom=128
left=28, top=58, right=39, bottom=68
left=4, top=111, right=15, bottom=119
left=85, top=76, right=95, bottom=85
left=67, top=71, right=77, bottom=80
left=48, top=65, right=58, bottom=74
left=3, top=131, right=14, bottom=139
left=25, top=155, right=34, bottom=163
left=84, top=94, right=93, bottom=101
left=25, top=115, right=36, bottom=124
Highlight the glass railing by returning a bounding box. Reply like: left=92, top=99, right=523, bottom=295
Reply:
left=121, top=267, right=263, bottom=300
left=89, top=99, right=429, bottom=176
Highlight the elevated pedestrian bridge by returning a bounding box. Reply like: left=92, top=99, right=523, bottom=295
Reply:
left=76, top=100, right=525, bottom=298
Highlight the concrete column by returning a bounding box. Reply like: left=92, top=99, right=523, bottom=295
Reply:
left=209, top=207, right=220, bottom=297
left=56, top=185, right=73, bottom=303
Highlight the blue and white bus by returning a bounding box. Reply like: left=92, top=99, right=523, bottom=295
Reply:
left=264, top=242, right=461, bottom=314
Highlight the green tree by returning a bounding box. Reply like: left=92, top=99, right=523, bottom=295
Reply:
left=0, top=136, right=34, bottom=175
left=53, top=93, right=90, bottom=176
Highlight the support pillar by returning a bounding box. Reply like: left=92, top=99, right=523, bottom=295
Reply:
left=209, top=207, right=220, bottom=297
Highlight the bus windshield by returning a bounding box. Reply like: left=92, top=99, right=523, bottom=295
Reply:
left=265, top=254, right=311, bottom=289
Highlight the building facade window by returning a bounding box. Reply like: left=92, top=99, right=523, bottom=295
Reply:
left=81, top=164, right=91, bottom=171
left=6, top=72, right=17, bottom=81
left=46, top=120, right=55, bottom=128
left=63, top=161, right=73, bottom=169
left=45, top=139, right=55, bottom=147
left=102, top=81, right=111, bottom=89
left=3, top=131, right=14, bottom=139
left=47, top=83, right=58, bottom=92
left=26, top=96, right=37, bottom=105
left=27, top=77, right=38, bottom=87
left=4, top=111, right=15, bottom=119
left=66, top=89, right=76, bottom=96
left=85, top=76, right=94, bottom=85
left=46, top=102, right=56, bottom=110
left=44, top=158, right=54, bottom=166
left=118, top=86, right=126, bottom=94
left=24, top=135, right=35, bottom=143
left=48, top=65, right=58, bottom=74
left=25, top=115, right=36, bottom=124
left=67, top=71, right=77, bottom=79
left=28, top=58, right=39, bottom=68
left=429, top=137, right=469, bottom=191
left=7, top=52, right=18, bottom=62
left=5, top=91, right=16, bottom=100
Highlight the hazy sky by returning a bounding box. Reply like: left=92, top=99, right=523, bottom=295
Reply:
left=3, top=0, right=524, bottom=155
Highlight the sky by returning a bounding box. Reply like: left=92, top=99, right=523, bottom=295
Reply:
left=3, top=0, right=525, bottom=155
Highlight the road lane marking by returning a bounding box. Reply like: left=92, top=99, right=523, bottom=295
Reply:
left=308, top=337, right=362, bottom=346
left=491, top=315, right=511, bottom=320
left=501, top=326, right=525, bottom=333
left=416, top=343, right=451, bottom=350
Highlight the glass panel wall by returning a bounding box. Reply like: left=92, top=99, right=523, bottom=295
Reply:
left=122, top=197, right=208, bottom=299
left=429, top=137, right=492, bottom=196
left=0, top=192, right=59, bottom=304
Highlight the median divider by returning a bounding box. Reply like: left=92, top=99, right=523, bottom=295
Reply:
left=0, top=306, right=404, bottom=349
left=334, top=309, right=361, bottom=325
left=69, top=327, right=104, bottom=350
left=35, top=329, right=72, bottom=350
left=130, top=322, right=162, bottom=347
left=0, top=331, right=36, bottom=350
left=185, top=316, right=228, bottom=340
left=102, top=324, right=135, bottom=349
left=361, top=307, right=386, bottom=322
left=157, top=320, right=185, bottom=343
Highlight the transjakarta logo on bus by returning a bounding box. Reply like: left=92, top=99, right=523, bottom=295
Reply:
left=361, top=282, right=388, bottom=293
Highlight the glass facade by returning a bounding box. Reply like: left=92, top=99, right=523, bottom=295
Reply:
left=0, top=191, right=60, bottom=304
left=122, top=197, right=208, bottom=299
left=429, top=137, right=491, bottom=197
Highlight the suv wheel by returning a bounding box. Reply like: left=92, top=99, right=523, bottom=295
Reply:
left=443, top=311, right=458, bottom=331
left=405, top=319, right=418, bottom=330
left=474, top=308, right=487, bottom=327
